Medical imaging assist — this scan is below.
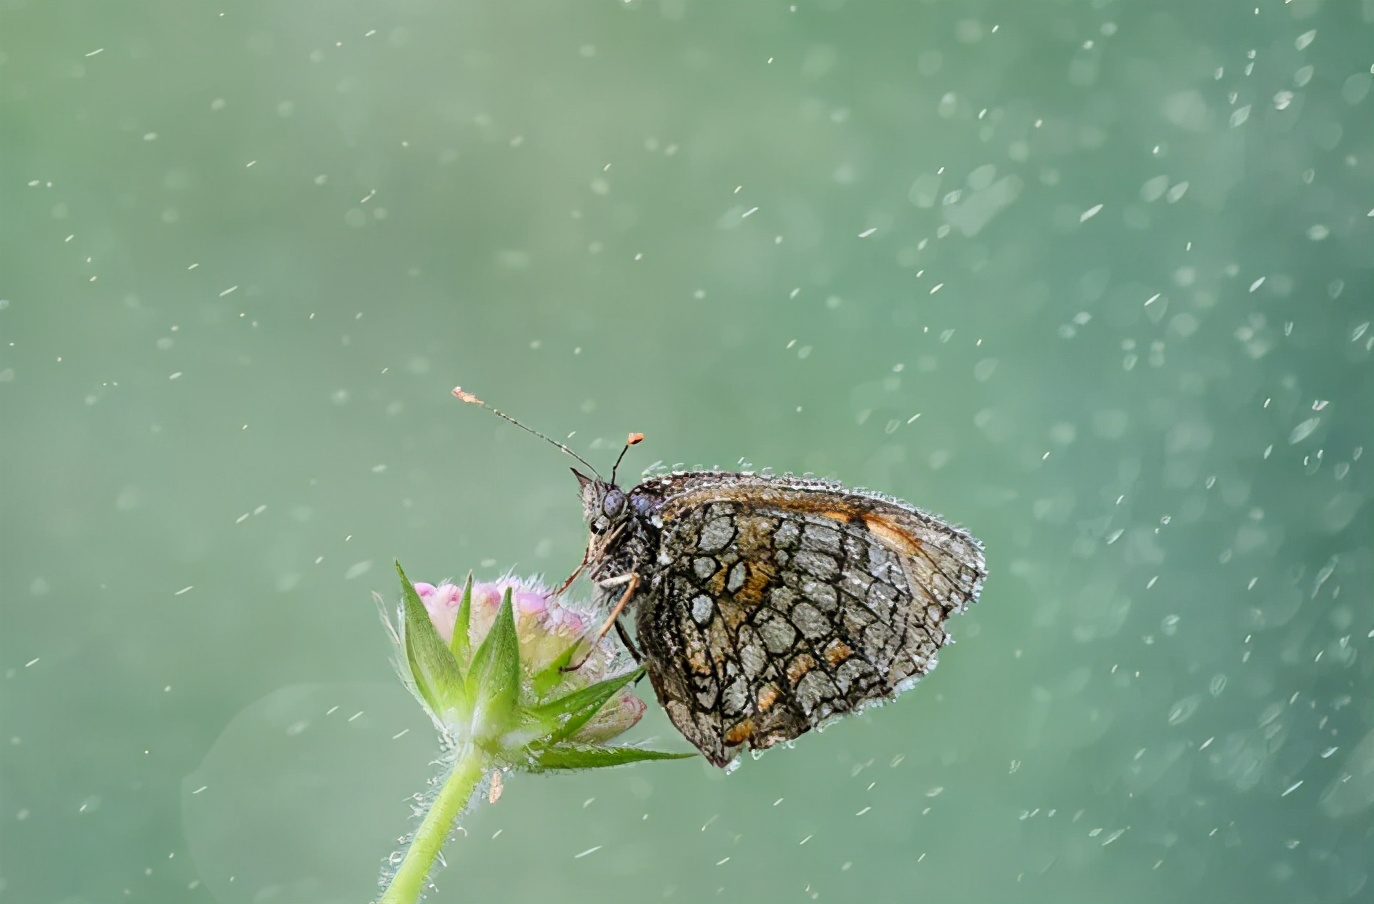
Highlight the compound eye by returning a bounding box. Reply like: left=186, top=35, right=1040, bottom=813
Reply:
left=602, top=489, right=627, bottom=519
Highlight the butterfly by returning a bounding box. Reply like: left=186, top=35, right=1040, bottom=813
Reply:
left=574, top=467, right=986, bottom=768
left=454, top=388, right=987, bottom=768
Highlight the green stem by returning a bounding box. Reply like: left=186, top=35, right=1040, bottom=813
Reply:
left=378, top=745, right=488, bottom=904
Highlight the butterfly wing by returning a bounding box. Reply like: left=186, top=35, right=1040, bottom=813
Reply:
left=633, top=473, right=985, bottom=767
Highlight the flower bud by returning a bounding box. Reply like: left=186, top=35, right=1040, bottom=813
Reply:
left=389, top=564, right=687, bottom=770
left=572, top=688, right=648, bottom=744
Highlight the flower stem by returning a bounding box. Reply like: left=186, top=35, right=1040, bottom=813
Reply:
left=378, top=746, right=487, bottom=904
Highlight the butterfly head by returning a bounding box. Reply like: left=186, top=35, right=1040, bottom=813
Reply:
left=572, top=431, right=645, bottom=536
left=573, top=469, right=631, bottom=536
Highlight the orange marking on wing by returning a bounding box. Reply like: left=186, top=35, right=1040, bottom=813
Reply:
left=786, top=652, right=817, bottom=687
left=736, top=561, right=775, bottom=605
left=724, top=719, right=755, bottom=745
left=711, top=516, right=780, bottom=616
left=756, top=685, right=781, bottom=712
left=862, top=513, right=924, bottom=557
left=823, top=638, right=855, bottom=667
left=707, top=569, right=727, bottom=596
left=817, top=509, right=863, bottom=524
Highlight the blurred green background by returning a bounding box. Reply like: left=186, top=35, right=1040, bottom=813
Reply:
left=2, top=2, right=1371, bottom=902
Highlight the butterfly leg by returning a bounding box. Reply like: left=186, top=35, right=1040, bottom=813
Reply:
left=563, top=572, right=641, bottom=671
left=613, top=619, right=642, bottom=662
left=551, top=548, right=590, bottom=597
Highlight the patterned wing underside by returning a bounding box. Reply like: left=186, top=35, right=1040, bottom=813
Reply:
left=637, top=494, right=984, bottom=767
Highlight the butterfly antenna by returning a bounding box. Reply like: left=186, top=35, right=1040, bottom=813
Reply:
left=610, top=432, right=644, bottom=484
left=452, top=386, right=601, bottom=477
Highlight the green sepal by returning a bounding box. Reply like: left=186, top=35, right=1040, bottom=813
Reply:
left=530, top=641, right=582, bottom=698
left=529, top=744, right=696, bottom=772
left=449, top=572, right=474, bottom=667
left=465, top=587, right=521, bottom=740
left=396, top=561, right=465, bottom=713
left=527, top=666, right=646, bottom=744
